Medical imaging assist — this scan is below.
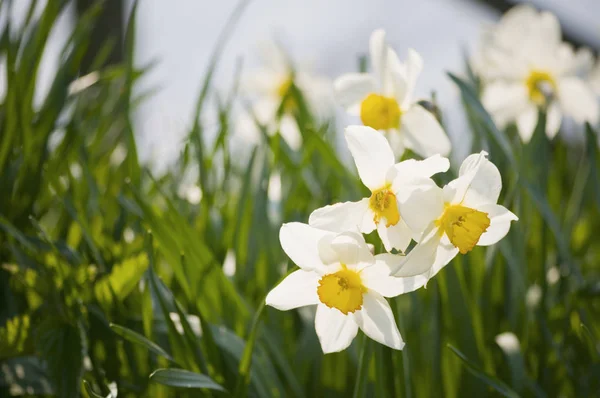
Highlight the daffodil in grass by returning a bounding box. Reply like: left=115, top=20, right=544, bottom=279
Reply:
left=385, top=151, right=517, bottom=280
left=266, top=223, right=428, bottom=353
left=475, top=5, right=598, bottom=142
left=334, top=29, right=451, bottom=158
left=239, top=39, right=333, bottom=151
left=309, top=125, right=449, bottom=253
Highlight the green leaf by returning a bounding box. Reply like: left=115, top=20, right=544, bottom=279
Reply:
left=94, top=253, right=149, bottom=309
left=447, top=344, right=520, bottom=398
left=585, top=123, right=600, bottom=212
left=448, top=72, right=517, bottom=166
left=36, top=318, right=86, bottom=398
left=109, top=323, right=175, bottom=363
left=149, top=368, right=226, bottom=392
left=83, top=380, right=111, bottom=398
left=0, top=314, right=32, bottom=359
left=233, top=300, right=266, bottom=397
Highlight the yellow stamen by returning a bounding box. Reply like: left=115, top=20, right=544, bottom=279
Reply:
left=437, top=204, right=490, bottom=254
left=525, top=70, right=557, bottom=106
left=277, top=77, right=297, bottom=113
left=317, top=265, right=367, bottom=314
left=369, top=185, right=400, bottom=227
left=360, top=93, right=401, bottom=130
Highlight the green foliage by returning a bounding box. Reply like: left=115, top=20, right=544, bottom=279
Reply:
left=0, top=1, right=599, bottom=397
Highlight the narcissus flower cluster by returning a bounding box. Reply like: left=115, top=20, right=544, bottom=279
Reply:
left=263, top=29, right=518, bottom=354
left=473, top=4, right=599, bottom=142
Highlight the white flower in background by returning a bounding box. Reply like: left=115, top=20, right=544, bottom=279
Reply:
left=237, top=39, right=333, bottom=151
left=388, top=151, right=517, bottom=280
left=309, top=125, right=449, bottom=252
left=234, top=102, right=303, bottom=151
left=476, top=5, right=598, bottom=142
left=266, top=222, right=428, bottom=353
left=334, top=29, right=451, bottom=158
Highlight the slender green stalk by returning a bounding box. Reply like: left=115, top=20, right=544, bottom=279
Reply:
left=352, top=333, right=370, bottom=398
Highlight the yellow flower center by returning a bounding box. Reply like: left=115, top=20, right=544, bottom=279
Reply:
left=360, top=93, right=401, bottom=130
left=368, top=185, right=400, bottom=227
left=277, top=77, right=297, bottom=113
left=525, top=70, right=557, bottom=106
left=437, top=204, right=491, bottom=254
left=317, top=265, right=367, bottom=314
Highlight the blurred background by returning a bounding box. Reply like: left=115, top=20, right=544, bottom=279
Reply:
left=8, top=0, right=600, bottom=170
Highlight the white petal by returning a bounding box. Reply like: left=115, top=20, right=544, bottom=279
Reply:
left=516, top=104, right=539, bottom=143
left=401, top=105, right=451, bottom=157
left=329, top=231, right=375, bottom=266
left=309, top=199, right=371, bottom=233
left=545, top=101, right=561, bottom=139
left=280, top=223, right=334, bottom=271
left=426, top=242, right=459, bottom=280
left=386, top=129, right=405, bottom=158
left=401, top=48, right=423, bottom=106
left=345, top=125, right=395, bottom=191
left=458, top=151, right=502, bottom=208
left=370, top=29, right=388, bottom=87
left=476, top=203, right=518, bottom=246
left=481, top=82, right=529, bottom=128
left=334, top=73, right=376, bottom=109
left=265, top=270, right=320, bottom=310
left=315, top=304, right=359, bottom=354
left=362, top=255, right=428, bottom=297
left=558, top=77, right=600, bottom=125
left=386, top=48, right=408, bottom=99
left=355, top=292, right=404, bottom=350
left=377, top=219, right=413, bottom=253
left=279, top=115, right=302, bottom=151
left=390, top=226, right=442, bottom=277
left=392, top=154, right=450, bottom=188
left=397, top=179, right=444, bottom=235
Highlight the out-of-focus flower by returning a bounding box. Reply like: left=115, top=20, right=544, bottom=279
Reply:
left=266, top=223, right=427, bottom=353
left=388, top=151, right=517, bottom=280
left=475, top=5, right=598, bottom=142
left=309, top=125, right=449, bottom=252
left=525, top=284, right=542, bottom=309
left=495, top=332, right=520, bottom=354
left=334, top=29, right=450, bottom=158
left=235, top=39, right=333, bottom=151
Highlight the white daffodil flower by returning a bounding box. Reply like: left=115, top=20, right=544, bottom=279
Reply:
left=237, top=39, right=333, bottom=151
left=475, top=5, right=599, bottom=142
left=266, top=222, right=428, bottom=354
left=387, top=151, right=517, bottom=280
left=309, top=125, right=449, bottom=253
left=334, top=29, right=450, bottom=158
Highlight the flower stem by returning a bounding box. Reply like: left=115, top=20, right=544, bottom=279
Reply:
left=352, top=333, right=371, bottom=398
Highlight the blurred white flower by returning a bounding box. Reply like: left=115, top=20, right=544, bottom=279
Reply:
left=309, top=125, right=449, bottom=252
left=495, top=332, right=520, bottom=354
left=546, top=266, right=560, bottom=285
left=223, top=249, right=236, bottom=277
left=476, top=5, right=598, bottom=142
left=389, top=151, right=517, bottom=280
left=334, top=29, right=450, bottom=158
left=525, top=284, right=542, bottom=309
left=169, top=312, right=202, bottom=336
left=235, top=39, right=333, bottom=152
left=266, top=223, right=428, bottom=353
left=177, top=183, right=202, bottom=205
